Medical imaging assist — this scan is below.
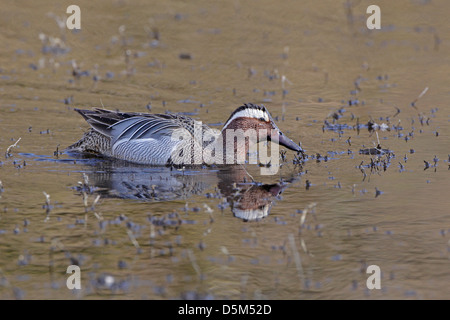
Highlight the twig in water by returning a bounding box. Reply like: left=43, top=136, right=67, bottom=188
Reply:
left=187, top=249, right=201, bottom=276
left=5, top=138, right=21, bottom=157
left=393, top=106, right=401, bottom=117
left=43, top=191, right=52, bottom=222
left=92, top=194, right=101, bottom=207
left=240, top=164, right=255, bottom=183
left=91, top=195, right=103, bottom=220
left=300, top=237, right=314, bottom=257
left=53, top=144, right=60, bottom=158
left=300, top=202, right=317, bottom=227
left=203, top=204, right=214, bottom=223
left=288, top=234, right=304, bottom=285
left=411, top=87, right=429, bottom=109
left=375, top=187, right=383, bottom=198
left=281, top=75, right=292, bottom=90
left=126, top=229, right=140, bottom=249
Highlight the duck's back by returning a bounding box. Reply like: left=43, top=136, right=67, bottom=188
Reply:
left=67, top=108, right=210, bottom=165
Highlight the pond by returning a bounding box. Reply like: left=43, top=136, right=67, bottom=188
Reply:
left=0, top=0, right=449, bottom=299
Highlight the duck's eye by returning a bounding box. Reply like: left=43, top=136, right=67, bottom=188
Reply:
left=259, top=117, right=266, bottom=122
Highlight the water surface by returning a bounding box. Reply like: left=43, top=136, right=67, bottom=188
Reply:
left=0, top=0, right=449, bottom=299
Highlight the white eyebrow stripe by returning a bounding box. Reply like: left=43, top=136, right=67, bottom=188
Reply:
left=223, top=108, right=269, bottom=129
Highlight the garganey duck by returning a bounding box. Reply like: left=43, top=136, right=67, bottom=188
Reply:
left=67, top=103, right=304, bottom=166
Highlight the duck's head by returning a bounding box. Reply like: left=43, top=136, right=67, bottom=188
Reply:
left=221, top=103, right=305, bottom=154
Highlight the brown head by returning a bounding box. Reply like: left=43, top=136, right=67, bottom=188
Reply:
left=221, top=103, right=304, bottom=154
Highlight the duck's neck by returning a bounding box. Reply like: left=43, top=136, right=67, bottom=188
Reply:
left=216, top=118, right=262, bottom=165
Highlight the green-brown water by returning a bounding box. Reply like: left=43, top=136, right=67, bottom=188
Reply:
left=0, top=0, right=449, bottom=299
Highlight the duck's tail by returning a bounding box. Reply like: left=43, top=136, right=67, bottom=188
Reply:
left=65, top=128, right=111, bottom=155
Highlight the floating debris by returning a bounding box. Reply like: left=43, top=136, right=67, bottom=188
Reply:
left=39, top=32, right=70, bottom=55
left=288, top=234, right=304, bottom=285
left=346, top=137, right=352, bottom=146
left=94, top=273, right=116, bottom=290
left=63, top=96, right=73, bottom=105
left=53, top=144, right=61, bottom=158
left=187, top=249, right=201, bottom=277
left=322, top=120, right=354, bottom=132
left=126, top=229, right=140, bottom=249
left=5, top=138, right=21, bottom=158
left=375, top=187, right=383, bottom=198
left=433, top=155, right=439, bottom=166
left=179, top=53, right=192, bottom=60
left=411, top=86, right=429, bottom=109
left=305, top=180, right=311, bottom=190
left=359, top=144, right=391, bottom=155
left=279, top=150, right=287, bottom=162
left=73, top=173, right=97, bottom=195
left=117, top=260, right=128, bottom=269
left=43, top=191, right=52, bottom=222
left=299, top=202, right=317, bottom=227
left=367, top=119, right=389, bottom=132
left=357, top=147, right=395, bottom=180
left=392, top=106, right=401, bottom=117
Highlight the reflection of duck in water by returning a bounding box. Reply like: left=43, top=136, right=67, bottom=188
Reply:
left=67, top=103, right=304, bottom=165
left=215, top=166, right=292, bottom=221
left=218, top=179, right=288, bottom=221
left=72, top=159, right=299, bottom=221
left=230, top=183, right=286, bottom=221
